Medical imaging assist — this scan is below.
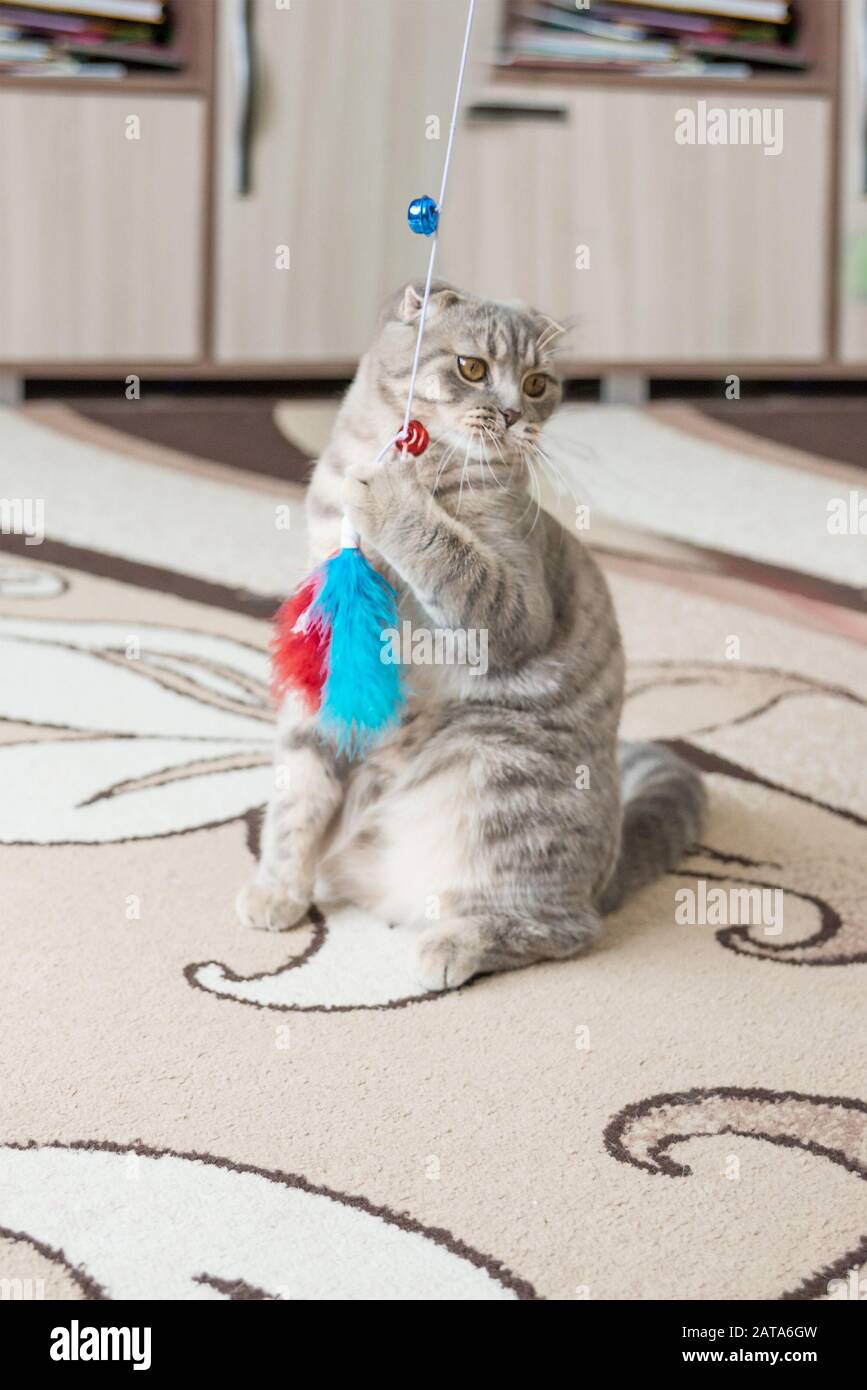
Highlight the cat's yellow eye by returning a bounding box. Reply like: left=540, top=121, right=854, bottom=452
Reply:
left=457, top=355, right=487, bottom=383
left=523, top=373, right=549, bottom=399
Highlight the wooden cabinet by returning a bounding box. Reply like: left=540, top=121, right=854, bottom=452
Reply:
left=0, top=92, right=206, bottom=364
left=440, top=91, right=831, bottom=364
left=0, top=0, right=849, bottom=376
left=213, top=0, right=833, bottom=370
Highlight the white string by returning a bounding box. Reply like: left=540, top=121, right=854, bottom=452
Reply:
left=343, top=0, right=476, bottom=548
left=400, top=0, right=477, bottom=439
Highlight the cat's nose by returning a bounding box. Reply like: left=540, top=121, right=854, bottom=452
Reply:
left=501, top=408, right=521, bottom=429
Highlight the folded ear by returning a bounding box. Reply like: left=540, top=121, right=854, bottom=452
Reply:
left=397, top=281, right=465, bottom=324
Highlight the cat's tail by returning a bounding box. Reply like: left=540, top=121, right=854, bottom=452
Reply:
left=598, top=741, right=706, bottom=915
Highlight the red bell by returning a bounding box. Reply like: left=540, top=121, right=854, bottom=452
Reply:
left=398, top=419, right=429, bottom=457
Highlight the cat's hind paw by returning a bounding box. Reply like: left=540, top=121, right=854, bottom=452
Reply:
left=415, top=924, right=484, bottom=992
left=235, top=881, right=311, bottom=933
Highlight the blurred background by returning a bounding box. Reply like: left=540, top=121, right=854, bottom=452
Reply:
left=0, top=0, right=864, bottom=467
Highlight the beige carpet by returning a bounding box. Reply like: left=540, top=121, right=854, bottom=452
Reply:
left=0, top=402, right=865, bottom=1301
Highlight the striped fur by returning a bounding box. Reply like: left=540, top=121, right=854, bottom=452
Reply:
left=237, top=283, right=706, bottom=988
left=597, top=742, right=708, bottom=916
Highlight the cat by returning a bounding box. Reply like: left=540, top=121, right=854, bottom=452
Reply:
left=237, top=282, right=706, bottom=990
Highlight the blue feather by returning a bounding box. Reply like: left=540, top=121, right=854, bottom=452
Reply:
left=314, top=547, right=404, bottom=757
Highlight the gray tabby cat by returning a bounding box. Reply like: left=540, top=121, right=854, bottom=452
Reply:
left=237, top=282, right=706, bottom=990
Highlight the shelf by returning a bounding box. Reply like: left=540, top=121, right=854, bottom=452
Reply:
left=492, top=64, right=835, bottom=98
left=0, top=73, right=206, bottom=95
left=498, top=0, right=840, bottom=101
left=0, top=0, right=212, bottom=99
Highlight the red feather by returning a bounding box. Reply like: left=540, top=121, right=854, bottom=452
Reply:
left=270, top=575, right=329, bottom=712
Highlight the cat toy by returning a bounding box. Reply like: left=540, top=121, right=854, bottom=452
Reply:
left=272, top=0, right=477, bottom=758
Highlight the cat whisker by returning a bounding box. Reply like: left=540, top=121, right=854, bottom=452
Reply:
left=530, top=438, right=598, bottom=509
left=479, top=427, right=509, bottom=490
left=541, top=432, right=657, bottom=512
left=514, top=442, right=543, bottom=534
left=465, top=435, right=483, bottom=496
left=476, top=429, right=495, bottom=489
left=456, top=435, right=475, bottom=513
left=431, top=440, right=460, bottom=496
left=529, top=441, right=585, bottom=509
left=523, top=457, right=544, bottom=536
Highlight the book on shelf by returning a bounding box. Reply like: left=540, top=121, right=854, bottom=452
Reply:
left=502, top=0, right=805, bottom=80
left=0, top=0, right=164, bottom=20
left=0, top=0, right=181, bottom=79
left=688, top=39, right=807, bottom=68
left=6, top=55, right=126, bottom=75
left=607, top=0, right=790, bottom=20
left=589, top=2, right=781, bottom=36
left=511, top=25, right=680, bottom=63
left=0, top=6, right=102, bottom=32
left=0, top=36, right=49, bottom=59
left=61, top=38, right=181, bottom=68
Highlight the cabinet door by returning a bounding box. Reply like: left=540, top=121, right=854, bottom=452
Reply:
left=440, top=91, right=831, bottom=364
left=839, top=0, right=867, bottom=362
left=212, top=0, right=499, bottom=364
left=0, top=92, right=205, bottom=364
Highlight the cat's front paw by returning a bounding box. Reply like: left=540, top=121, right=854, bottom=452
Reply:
left=342, top=456, right=415, bottom=542
left=236, top=881, right=311, bottom=933
left=415, top=923, right=484, bottom=992
left=342, top=466, right=381, bottom=539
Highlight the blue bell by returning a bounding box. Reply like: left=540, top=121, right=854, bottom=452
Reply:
left=407, top=195, right=439, bottom=236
